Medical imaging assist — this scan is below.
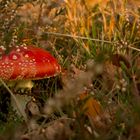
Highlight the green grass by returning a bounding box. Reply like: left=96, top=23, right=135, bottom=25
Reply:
left=0, top=0, right=140, bottom=139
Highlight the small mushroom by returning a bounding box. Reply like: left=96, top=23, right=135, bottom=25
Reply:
left=0, top=45, right=61, bottom=120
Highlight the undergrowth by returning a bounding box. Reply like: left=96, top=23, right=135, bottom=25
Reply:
left=0, top=0, right=140, bottom=140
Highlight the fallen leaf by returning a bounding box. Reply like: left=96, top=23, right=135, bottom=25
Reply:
left=79, top=92, right=102, bottom=123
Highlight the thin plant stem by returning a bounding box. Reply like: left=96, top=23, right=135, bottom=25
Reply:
left=128, top=45, right=140, bottom=52
left=0, top=78, right=27, bottom=122
left=45, top=31, right=140, bottom=52
left=45, top=31, right=113, bottom=44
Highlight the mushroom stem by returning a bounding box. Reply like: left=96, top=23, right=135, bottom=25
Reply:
left=0, top=78, right=27, bottom=122
left=7, top=80, right=34, bottom=92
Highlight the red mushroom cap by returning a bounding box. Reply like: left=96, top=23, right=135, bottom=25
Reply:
left=0, top=46, right=61, bottom=80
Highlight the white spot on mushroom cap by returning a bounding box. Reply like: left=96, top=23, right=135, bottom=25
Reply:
left=24, top=47, right=27, bottom=49
left=29, top=59, right=34, bottom=63
left=24, top=54, right=29, bottom=58
left=12, top=54, right=18, bottom=60
left=5, top=61, right=9, bottom=64
left=16, top=49, right=20, bottom=52
left=55, top=66, right=59, bottom=70
left=25, top=60, right=29, bottom=63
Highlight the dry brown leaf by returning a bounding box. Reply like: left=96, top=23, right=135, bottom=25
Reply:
left=79, top=92, right=102, bottom=122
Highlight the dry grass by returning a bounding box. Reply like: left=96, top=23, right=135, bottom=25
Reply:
left=0, top=0, right=140, bottom=140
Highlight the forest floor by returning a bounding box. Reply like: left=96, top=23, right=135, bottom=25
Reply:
left=0, top=0, right=140, bottom=140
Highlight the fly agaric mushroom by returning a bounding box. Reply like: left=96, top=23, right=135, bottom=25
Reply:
left=0, top=45, right=61, bottom=119
left=0, top=45, right=61, bottom=80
